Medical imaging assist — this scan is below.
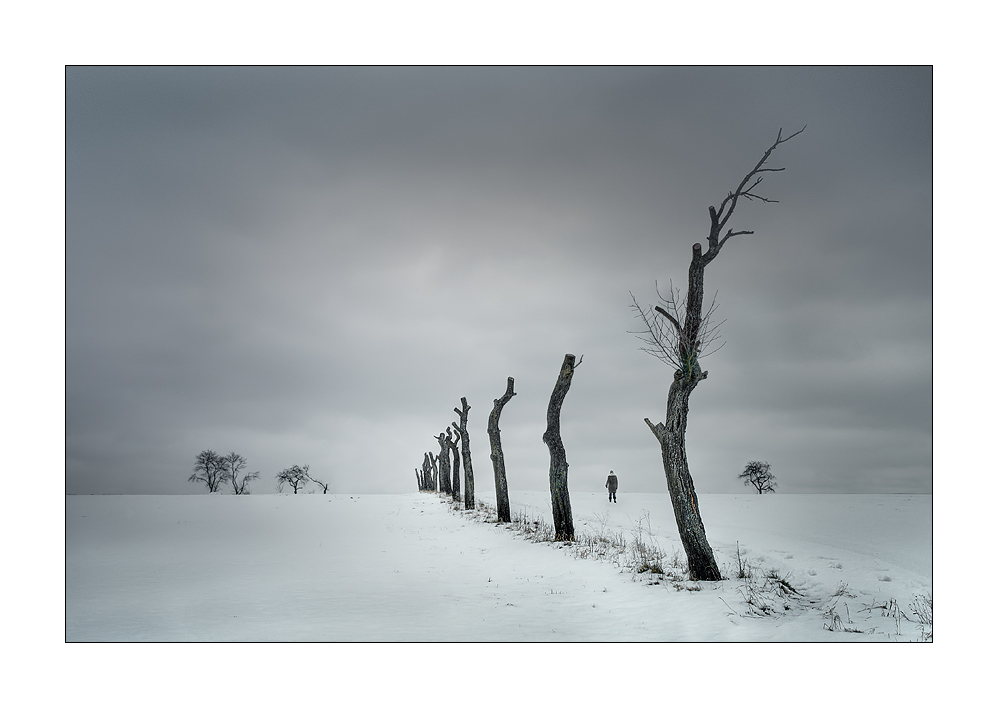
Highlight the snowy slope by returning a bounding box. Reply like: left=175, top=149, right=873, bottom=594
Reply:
left=66, top=492, right=930, bottom=642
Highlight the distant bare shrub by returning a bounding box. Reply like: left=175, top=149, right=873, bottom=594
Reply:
left=910, top=594, right=932, bottom=641
left=276, top=464, right=310, bottom=494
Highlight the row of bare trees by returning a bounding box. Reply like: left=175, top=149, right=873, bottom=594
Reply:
left=188, top=451, right=329, bottom=494
left=189, top=450, right=260, bottom=494
left=417, top=396, right=484, bottom=513
left=414, top=128, right=802, bottom=581
left=416, top=356, right=581, bottom=542
left=416, top=379, right=519, bottom=523
left=276, top=463, right=331, bottom=494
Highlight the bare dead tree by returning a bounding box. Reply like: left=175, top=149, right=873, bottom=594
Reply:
left=448, top=426, right=461, bottom=502
left=189, top=449, right=230, bottom=493
left=739, top=460, right=777, bottom=494
left=633, top=127, right=804, bottom=581
left=429, top=451, right=439, bottom=492
left=452, top=397, right=474, bottom=510
left=435, top=431, right=452, bottom=496
left=487, top=377, right=516, bottom=523
left=543, top=354, right=581, bottom=541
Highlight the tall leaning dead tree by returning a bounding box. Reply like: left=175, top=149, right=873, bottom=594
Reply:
left=543, top=354, right=581, bottom=541
left=632, top=127, right=804, bottom=581
left=435, top=431, right=453, bottom=496
left=448, top=426, right=461, bottom=502
left=453, top=397, right=475, bottom=510
left=487, top=377, right=516, bottom=523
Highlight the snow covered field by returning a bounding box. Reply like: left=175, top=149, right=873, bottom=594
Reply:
left=66, top=491, right=930, bottom=642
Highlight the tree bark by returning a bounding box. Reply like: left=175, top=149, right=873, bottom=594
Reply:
left=421, top=453, right=434, bottom=492
left=487, top=377, right=516, bottom=523
left=448, top=427, right=461, bottom=502
left=543, top=354, right=579, bottom=542
left=435, top=432, right=452, bottom=496
left=453, top=397, right=474, bottom=510
left=644, top=360, right=721, bottom=581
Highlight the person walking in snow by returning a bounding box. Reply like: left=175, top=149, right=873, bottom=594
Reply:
left=605, top=470, right=618, bottom=503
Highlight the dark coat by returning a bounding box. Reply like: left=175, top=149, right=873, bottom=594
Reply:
left=605, top=474, right=618, bottom=492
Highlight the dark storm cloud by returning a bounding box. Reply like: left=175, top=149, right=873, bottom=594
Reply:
left=66, top=66, right=931, bottom=495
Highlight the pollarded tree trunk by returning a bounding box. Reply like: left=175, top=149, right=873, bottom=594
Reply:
left=448, top=427, right=461, bottom=503
left=488, top=377, right=516, bottom=523
left=435, top=432, right=452, bottom=496
left=422, top=453, right=434, bottom=492
left=644, top=358, right=720, bottom=581
left=543, top=354, right=579, bottom=542
left=656, top=241, right=721, bottom=580
left=453, top=397, right=474, bottom=510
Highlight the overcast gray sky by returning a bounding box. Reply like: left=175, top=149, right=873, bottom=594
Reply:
left=66, top=66, right=931, bottom=495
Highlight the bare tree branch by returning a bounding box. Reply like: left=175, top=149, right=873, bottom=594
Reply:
left=653, top=305, right=682, bottom=334
left=630, top=286, right=725, bottom=373
left=706, top=125, right=806, bottom=261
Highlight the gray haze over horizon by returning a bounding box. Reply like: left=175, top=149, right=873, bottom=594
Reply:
left=66, top=66, right=931, bottom=496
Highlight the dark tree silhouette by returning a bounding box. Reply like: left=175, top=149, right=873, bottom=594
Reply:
left=488, top=377, right=516, bottom=523
left=453, top=397, right=475, bottom=510
left=224, top=452, right=259, bottom=495
left=189, top=449, right=230, bottom=493
left=435, top=431, right=452, bottom=496
left=276, top=464, right=310, bottom=494
left=739, top=461, right=777, bottom=494
left=632, top=127, right=804, bottom=580
left=421, top=452, right=434, bottom=492
left=429, top=451, right=439, bottom=492
left=308, top=472, right=331, bottom=494
left=543, top=354, right=581, bottom=542
left=448, top=427, right=461, bottom=503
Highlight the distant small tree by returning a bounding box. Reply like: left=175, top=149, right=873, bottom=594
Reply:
left=308, top=472, right=331, bottom=494
left=189, top=450, right=230, bottom=493
left=277, top=464, right=311, bottom=494
left=224, top=452, right=260, bottom=495
left=739, top=461, right=777, bottom=494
